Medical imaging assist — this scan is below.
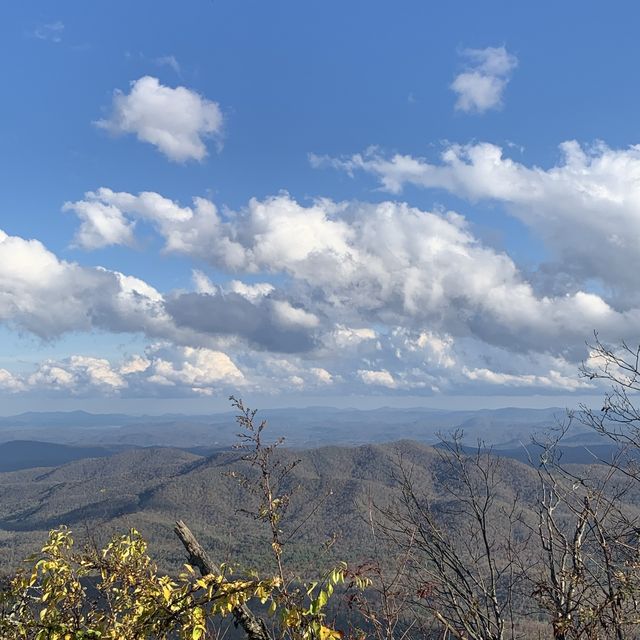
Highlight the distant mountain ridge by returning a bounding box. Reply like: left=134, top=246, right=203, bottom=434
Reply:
left=0, top=406, right=576, bottom=450
left=0, top=410, right=212, bottom=428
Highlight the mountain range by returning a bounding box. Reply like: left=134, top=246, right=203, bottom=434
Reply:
left=0, top=405, right=623, bottom=578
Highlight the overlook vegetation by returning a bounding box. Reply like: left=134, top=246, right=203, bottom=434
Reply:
left=2, top=340, right=640, bottom=638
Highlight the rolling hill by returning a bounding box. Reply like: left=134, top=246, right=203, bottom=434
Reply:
left=0, top=437, right=618, bottom=577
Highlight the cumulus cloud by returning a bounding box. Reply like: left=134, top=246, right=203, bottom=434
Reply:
left=0, top=212, right=609, bottom=399
left=359, top=369, right=397, bottom=388
left=63, top=188, right=640, bottom=358
left=462, top=366, right=591, bottom=392
left=0, top=369, right=25, bottom=393
left=164, top=292, right=318, bottom=353
left=0, top=225, right=327, bottom=363
left=69, top=356, right=126, bottom=389
left=192, top=270, right=217, bottom=295
left=193, top=271, right=276, bottom=301
left=146, top=346, right=244, bottom=394
left=271, top=300, right=320, bottom=330
left=329, top=326, right=377, bottom=349
left=0, top=228, right=234, bottom=349
left=323, top=141, right=640, bottom=304
left=451, top=46, right=518, bottom=113
left=27, top=356, right=125, bottom=394
left=310, top=367, right=333, bottom=384
left=200, top=197, right=640, bottom=356
left=120, top=355, right=151, bottom=375
left=11, top=173, right=640, bottom=398
left=227, top=280, right=275, bottom=301
left=63, top=198, right=136, bottom=249
left=9, top=346, right=243, bottom=397
left=64, top=188, right=221, bottom=255
left=403, top=330, right=456, bottom=369
left=65, top=188, right=355, bottom=274
left=0, top=228, right=119, bottom=337
left=28, top=364, right=75, bottom=390
left=0, top=326, right=597, bottom=399
left=96, top=76, right=223, bottom=162
left=357, top=329, right=594, bottom=394
left=261, top=359, right=336, bottom=390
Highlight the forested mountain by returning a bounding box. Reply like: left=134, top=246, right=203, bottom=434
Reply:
left=3, top=400, right=639, bottom=639
left=0, top=438, right=631, bottom=577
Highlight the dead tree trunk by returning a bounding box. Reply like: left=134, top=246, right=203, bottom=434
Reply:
left=174, top=520, right=274, bottom=640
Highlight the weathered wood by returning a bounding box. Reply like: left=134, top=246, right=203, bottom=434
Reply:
left=174, top=520, right=217, bottom=575
left=174, top=520, right=273, bottom=640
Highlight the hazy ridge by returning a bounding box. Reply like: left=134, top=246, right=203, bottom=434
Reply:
left=0, top=406, right=627, bottom=576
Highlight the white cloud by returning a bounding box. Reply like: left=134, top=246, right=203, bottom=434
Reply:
left=402, top=330, right=456, bottom=369
left=96, top=76, right=223, bottom=162
left=462, top=366, right=591, bottom=392
left=358, top=369, right=397, bottom=388
left=11, top=173, right=640, bottom=398
left=0, top=369, right=24, bottom=393
left=270, top=300, right=320, bottom=329
left=64, top=189, right=354, bottom=274
left=192, top=272, right=276, bottom=301
left=147, top=346, right=244, bottom=393
left=120, top=355, right=151, bottom=375
left=0, top=228, right=239, bottom=350
left=329, top=326, right=377, bottom=349
left=69, top=356, right=127, bottom=389
left=451, top=46, right=518, bottom=113
left=258, top=359, right=331, bottom=389
left=0, top=229, right=117, bottom=337
left=28, top=364, right=75, bottom=390
left=91, top=188, right=193, bottom=223
left=0, top=222, right=608, bottom=399
left=63, top=198, right=136, bottom=249
left=327, top=141, right=640, bottom=304
left=289, top=375, right=305, bottom=387
left=63, top=188, right=640, bottom=357
left=0, top=329, right=597, bottom=399
left=192, top=270, right=217, bottom=295
left=310, top=367, right=333, bottom=384
left=227, top=280, right=275, bottom=301
left=65, top=189, right=225, bottom=257
left=27, top=356, right=125, bottom=393
left=9, top=346, right=243, bottom=397
left=201, top=196, right=638, bottom=356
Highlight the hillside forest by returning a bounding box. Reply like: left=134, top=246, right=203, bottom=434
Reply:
left=2, top=339, right=640, bottom=639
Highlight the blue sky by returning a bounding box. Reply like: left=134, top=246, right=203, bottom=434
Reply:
left=1, top=1, right=639, bottom=413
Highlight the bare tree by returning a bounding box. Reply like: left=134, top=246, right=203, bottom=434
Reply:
left=580, top=334, right=640, bottom=461
left=529, top=339, right=640, bottom=640
left=344, top=496, right=418, bottom=640
left=376, top=435, right=530, bottom=640
left=532, top=423, right=639, bottom=639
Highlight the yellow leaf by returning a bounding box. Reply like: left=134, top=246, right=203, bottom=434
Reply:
left=319, top=625, right=343, bottom=640
left=192, top=626, right=205, bottom=640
